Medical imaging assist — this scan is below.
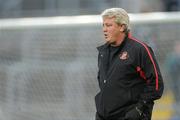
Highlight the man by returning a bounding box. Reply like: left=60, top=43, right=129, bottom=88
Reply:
left=95, top=8, right=164, bottom=120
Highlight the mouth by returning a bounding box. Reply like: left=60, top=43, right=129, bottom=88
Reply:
left=104, top=34, right=108, bottom=39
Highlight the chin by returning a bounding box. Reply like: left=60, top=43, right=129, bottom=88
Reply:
left=105, top=39, right=111, bottom=43
left=107, top=40, right=114, bottom=44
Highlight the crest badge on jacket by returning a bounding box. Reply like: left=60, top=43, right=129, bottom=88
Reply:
left=119, top=51, right=129, bottom=60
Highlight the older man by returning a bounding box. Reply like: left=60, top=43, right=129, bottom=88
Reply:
left=95, top=8, right=164, bottom=120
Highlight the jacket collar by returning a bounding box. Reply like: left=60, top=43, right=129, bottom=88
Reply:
left=97, top=43, right=109, bottom=52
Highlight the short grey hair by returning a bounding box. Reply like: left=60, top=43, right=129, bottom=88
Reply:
left=101, top=8, right=130, bottom=31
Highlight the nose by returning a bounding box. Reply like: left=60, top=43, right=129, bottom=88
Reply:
left=103, top=26, right=107, bottom=32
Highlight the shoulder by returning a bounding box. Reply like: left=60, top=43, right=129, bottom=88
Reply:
left=127, top=35, right=152, bottom=53
left=97, top=43, right=109, bottom=51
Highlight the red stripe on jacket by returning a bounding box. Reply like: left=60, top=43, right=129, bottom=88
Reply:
left=128, top=33, right=159, bottom=91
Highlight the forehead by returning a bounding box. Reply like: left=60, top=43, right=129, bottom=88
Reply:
left=103, top=17, right=116, bottom=23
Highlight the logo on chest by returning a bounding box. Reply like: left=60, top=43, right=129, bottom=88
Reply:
left=119, top=51, right=129, bottom=60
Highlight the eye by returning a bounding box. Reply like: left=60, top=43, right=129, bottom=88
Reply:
left=106, top=24, right=112, bottom=27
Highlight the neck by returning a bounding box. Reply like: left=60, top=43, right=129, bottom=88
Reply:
left=111, top=33, right=126, bottom=47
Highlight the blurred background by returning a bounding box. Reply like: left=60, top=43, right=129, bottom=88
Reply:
left=0, top=0, right=180, bottom=120
left=0, top=0, right=179, bottom=18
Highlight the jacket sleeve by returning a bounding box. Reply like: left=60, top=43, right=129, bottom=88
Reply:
left=138, top=46, right=164, bottom=103
left=97, top=52, right=102, bottom=89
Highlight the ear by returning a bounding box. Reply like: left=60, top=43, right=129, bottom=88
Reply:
left=119, top=24, right=126, bottom=32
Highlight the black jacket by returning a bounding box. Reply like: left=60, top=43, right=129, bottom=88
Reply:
left=95, top=33, right=164, bottom=119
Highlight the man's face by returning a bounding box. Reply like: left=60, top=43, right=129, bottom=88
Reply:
left=102, top=17, right=122, bottom=44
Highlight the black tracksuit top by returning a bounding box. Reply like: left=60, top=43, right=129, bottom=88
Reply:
left=95, top=33, right=164, bottom=119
